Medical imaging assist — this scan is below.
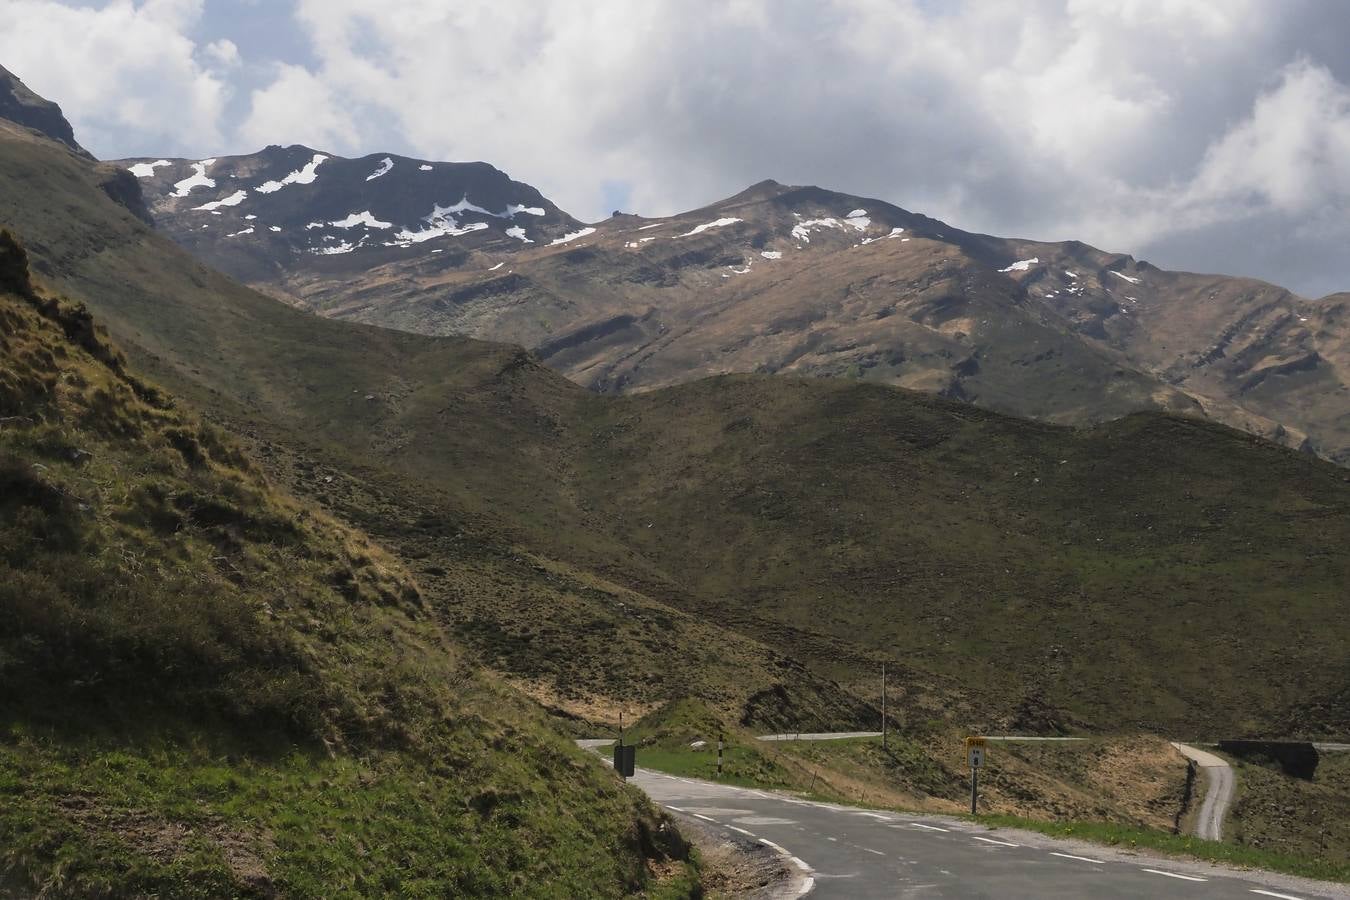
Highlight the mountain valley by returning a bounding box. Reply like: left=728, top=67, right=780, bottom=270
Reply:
left=1, top=58, right=1349, bottom=896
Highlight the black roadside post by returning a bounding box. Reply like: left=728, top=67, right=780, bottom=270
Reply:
left=717, top=733, right=723, bottom=777
left=882, top=661, right=887, bottom=750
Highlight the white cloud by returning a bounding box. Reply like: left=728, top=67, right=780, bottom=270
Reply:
left=237, top=65, right=359, bottom=152
left=0, top=0, right=230, bottom=157
left=203, top=38, right=241, bottom=69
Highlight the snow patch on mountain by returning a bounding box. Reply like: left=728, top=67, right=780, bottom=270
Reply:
left=489, top=262, right=504, bottom=271
left=550, top=227, right=597, bottom=246
left=256, top=153, right=328, bottom=194
left=171, top=159, right=217, bottom=197
left=330, top=211, right=393, bottom=229
left=312, top=240, right=358, bottom=255
left=269, top=226, right=281, bottom=232
left=791, top=218, right=842, bottom=241
left=366, top=157, right=394, bottom=181
left=682, top=217, right=742, bottom=237
left=506, top=226, right=532, bottom=243
left=193, top=190, right=248, bottom=212
left=1000, top=258, right=1040, bottom=273
left=434, top=195, right=547, bottom=220
left=637, top=222, right=664, bottom=230
left=128, top=159, right=171, bottom=178
left=761, top=250, right=783, bottom=259
left=226, top=226, right=254, bottom=238
left=391, top=203, right=491, bottom=246
left=1110, top=270, right=1142, bottom=284
left=843, top=210, right=871, bottom=230
left=419, top=164, right=433, bottom=171
left=861, top=227, right=905, bottom=245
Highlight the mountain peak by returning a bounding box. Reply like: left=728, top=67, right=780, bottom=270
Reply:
left=0, top=64, right=89, bottom=157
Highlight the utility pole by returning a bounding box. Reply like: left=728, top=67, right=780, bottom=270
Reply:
left=881, top=662, right=887, bottom=750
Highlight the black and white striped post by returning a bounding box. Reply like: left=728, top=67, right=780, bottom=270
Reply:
left=717, top=733, right=723, bottom=777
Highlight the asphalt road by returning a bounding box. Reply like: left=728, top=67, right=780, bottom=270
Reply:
left=1174, top=743, right=1236, bottom=841
left=579, top=741, right=1347, bottom=899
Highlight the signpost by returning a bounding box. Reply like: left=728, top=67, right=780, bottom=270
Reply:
left=965, top=736, right=987, bottom=814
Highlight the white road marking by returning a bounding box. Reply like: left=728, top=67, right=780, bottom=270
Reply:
left=907, top=823, right=950, bottom=832
left=856, top=811, right=894, bottom=820
left=728, top=826, right=755, bottom=837
left=826, top=837, right=838, bottom=842
left=972, top=836, right=1019, bottom=847
left=863, top=848, right=885, bottom=856
left=1142, top=869, right=1207, bottom=882
left=1250, top=891, right=1307, bottom=900
left=693, top=814, right=716, bottom=822
left=1050, top=852, right=1104, bottom=864
left=760, top=839, right=788, bottom=853
left=789, top=856, right=811, bottom=871
left=665, top=806, right=685, bottom=812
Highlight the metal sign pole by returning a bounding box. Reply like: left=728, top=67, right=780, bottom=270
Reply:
left=965, top=736, right=986, bottom=815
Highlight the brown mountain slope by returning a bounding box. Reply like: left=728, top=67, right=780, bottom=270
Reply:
left=5, top=118, right=1350, bottom=739
left=129, top=155, right=1349, bottom=462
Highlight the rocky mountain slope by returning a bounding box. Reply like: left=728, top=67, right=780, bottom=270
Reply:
left=124, top=145, right=583, bottom=276
left=0, top=63, right=86, bottom=155
left=124, top=153, right=1350, bottom=465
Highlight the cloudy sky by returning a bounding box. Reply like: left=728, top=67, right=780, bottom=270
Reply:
left=3, top=0, right=1350, bottom=296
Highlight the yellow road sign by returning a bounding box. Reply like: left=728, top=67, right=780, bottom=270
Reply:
left=965, top=736, right=987, bottom=748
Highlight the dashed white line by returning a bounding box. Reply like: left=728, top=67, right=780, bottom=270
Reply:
left=693, top=814, right=716, bottom=823
left=856, top=812, right=894, bottom=820
left=863, top=848, right=885, bottom=856
left=907, top=823, right=950, bottom=832
left=1251, top=891, right=1307, bottom=900
left=665, top=806, right=685, bottom=812
left=1050, top=852, right=1105, bottom=864
left=971, top=836, right=1019, bottom=847
left=1142, top=869, right=1207, bottom=882
left=728, top=826, right=755, bottom=837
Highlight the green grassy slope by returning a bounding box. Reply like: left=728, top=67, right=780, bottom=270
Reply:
left=0, top=232, right=691, bottom=897
left=576, top=376, right=1350, bottom=734
left=2, top=121, right=1347, bottom=740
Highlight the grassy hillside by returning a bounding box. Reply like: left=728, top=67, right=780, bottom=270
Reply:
left=1, top=120, right=1348, bottom=743
left=0, top=231, right=693, bottom=897
left=575, top=375, right=1350, bottom=735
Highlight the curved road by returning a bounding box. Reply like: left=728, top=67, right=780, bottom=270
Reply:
left=581, top=740, right=1344, bottom=898
left=1173, top=743, right=1236, bottom=841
